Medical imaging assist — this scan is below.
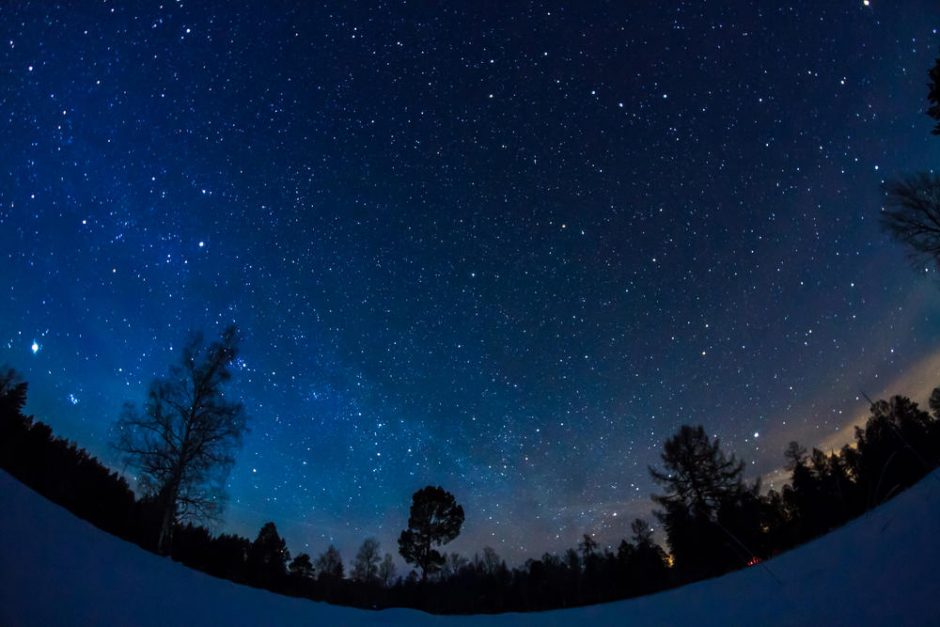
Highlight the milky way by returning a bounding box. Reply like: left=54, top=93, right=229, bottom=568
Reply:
left=2, top=2, right=940, bottom=564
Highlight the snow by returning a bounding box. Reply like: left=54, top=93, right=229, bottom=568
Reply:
left=1, top=469, right=938, bottom=626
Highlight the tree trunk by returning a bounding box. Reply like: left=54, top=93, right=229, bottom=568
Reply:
left=156, top=481, right=179, bottom=555
left=156, top=506, right=173, bottom=554
left=158, top=420, right=191, bottom=554
left=420, top=536, right=430, bottom=582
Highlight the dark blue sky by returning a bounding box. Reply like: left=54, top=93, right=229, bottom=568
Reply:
left=2, top=1, right=940, bottom=564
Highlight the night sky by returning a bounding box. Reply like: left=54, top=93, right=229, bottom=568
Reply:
left=2, top=1, right=940, bottom=565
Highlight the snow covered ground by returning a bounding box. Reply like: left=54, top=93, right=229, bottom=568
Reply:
left=1, top=470, right=938, bottom=626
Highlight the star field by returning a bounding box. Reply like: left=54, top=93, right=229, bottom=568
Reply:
left=2, top=1, right=940, bottom=564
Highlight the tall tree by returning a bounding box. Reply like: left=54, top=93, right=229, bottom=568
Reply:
left=378, top=553, right=397, bottom=588
left=351, top=537, right=382, bottom=582
left=113, top=325, right=248, bottom=553
left=649, top=425, right=748, bottom=577
left=248, top=522, right=290, bottom=587
left=315, top=545, right=344, bottom=581
left=398, top=485, right=464, bottom=582
left=625, top=518, right=669, bottom=595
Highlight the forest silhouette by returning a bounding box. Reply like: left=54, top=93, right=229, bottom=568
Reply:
left=2, top=361, right=939, bottom=614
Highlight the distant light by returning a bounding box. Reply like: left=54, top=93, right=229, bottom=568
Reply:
left=754, top=431, right=760, bottom=438
left=31, top=340, right=40, bottom=354
left=198, top=241, right=205, bottom=248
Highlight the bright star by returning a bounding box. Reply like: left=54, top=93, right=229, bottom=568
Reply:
left=31, top=340, right=40, bottom=354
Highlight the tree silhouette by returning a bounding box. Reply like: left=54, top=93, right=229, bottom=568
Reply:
left=288, top=553, right=314, bottom=580
left=578, top=534, right=598, bottom=561
left=881, top=173, right=940, bottom=270
left=783, top=441, right=807, bottom=471
left=351, top=537, right=382, bottom=582
left=248, top=522, right=290, bottom=587
left=650, top=425, right=745, bottom=516
left=784, top=446, right=853, bottom=542
left=930, top=387, right=940, bottom=418
left=630, top=518, right=654, bottom=546
left=881, top=51, right=940, bottom=266
left=440, top=552, right=469, bottom=580
left=649, top=425, right=748, bottom=577
left=852, top=395, right=938, bottom=505
left=378, top=553, right=397, bottom=587
left=315, top=545, right=344, bottom=581
left=621, top=518, right=669, bottom=595
left=398, top=485, right=464, bottom=582
left=479, top=546, right=503, bottom=576
left=0, top=368, right=27, bottom=419
left=8, top=357, right=940, bottom=614
left=113, top=325, right=248, bottom=553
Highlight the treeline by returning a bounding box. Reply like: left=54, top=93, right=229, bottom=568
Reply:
left=1, top=367, right=939, bottom=614
left=0, top=369, right=142, bottom=541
